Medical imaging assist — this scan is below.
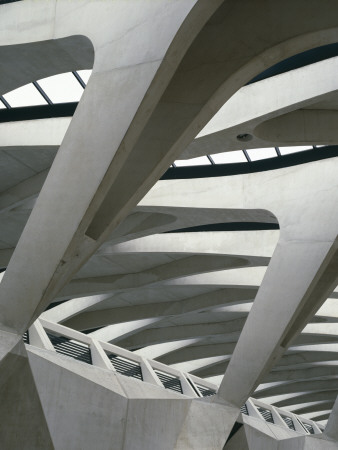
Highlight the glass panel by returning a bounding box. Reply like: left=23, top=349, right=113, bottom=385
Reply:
left=247, top=147, right=277, bottom=161
left=210, top=150, right=247, bottom=164
left=0, top=100, right=6, bottom=109
left=3, top=83, right=47, bottom=107
left=38, top=72, right=84, bottom=103
left=174, top=156, right=211, bottom=166
left=279, top=146, right=312, bottom=155
left=77, top=70, right=92, bottom=84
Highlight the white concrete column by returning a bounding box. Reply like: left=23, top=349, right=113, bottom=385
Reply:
left=217, top=238, right=338, bottom=407
left=0, top=0, right=220, bottom=337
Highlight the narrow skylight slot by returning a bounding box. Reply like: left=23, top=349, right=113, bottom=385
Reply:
left=247, top=147, right=277, bottom=161
left=210, top=150, right=247, bottom=164
left=38, top=72, right=84, bottom=103
left=3, top=83, right=47, bottom=107
left=77, top=70, right=92, bottom=84
left=174, top=156, right=211, bottom=166
left=279, top=145, right=312, bottom=155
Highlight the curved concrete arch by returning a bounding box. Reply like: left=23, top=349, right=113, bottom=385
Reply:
left=288, top=400, right=335, bottom=416
left=105, top=230, right=279, bottom=257
left=275, top=390, right=338, bottom=408
left=161, top=268, right=267, bottom=288
left=59, top=255, right=267, bottom=299
left=310, top=411, right=331, bottom=421
left=0, top=118, right=70, bottom=148
left=0, top=0, right=220, bottom=334
left=74, top=252, right=269, bottom=280
left=2, top=0, right=338, bottom=338
left=44, top=284, right=252, bottom=322
left=61, top=288, right=256, bottom=331
left=143, top=157, right=338, bottom=406
left=183, top=56, right=338, bottom=159
left=265, top=366, right=338, bottom=383
left=2, top=2, right=338, bottom=442
left=255, top=378, right=338, bottom=398
left=115, top=323, right=337, bottom=357
left=270, top=350, right=338, bottom=368
left=254, top=109, right=338, bottom=145
left=0, top=207, right=278, bottom=267
left=115, top=316, right=248, bottom=348
left=191, top=342, right=338, bottom=379
left=159, top=342, right=238, bottom=366
left=0, top=36, right=93, bottom=95
left=294, top=334, right=338, bottom=346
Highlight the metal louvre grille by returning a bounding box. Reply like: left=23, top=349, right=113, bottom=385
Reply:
left=281, top=415, right=296, bottom=430
left=196, top=385, right=216, bottom=397
left=154, top=370, right=182, bottom=394
left=257, top=406, right=274, bottom=423
left=107, top=354, right=143, bottom=380
left=240, top=404, right=249, bottom=415
left=302, top=422, right=315, bottom=434
left=22, top=331, right=29, bottom=344
left=47, top=333, right=92, bottom=365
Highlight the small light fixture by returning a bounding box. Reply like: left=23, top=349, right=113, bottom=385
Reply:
left=237, top=133, right=253, bottom=142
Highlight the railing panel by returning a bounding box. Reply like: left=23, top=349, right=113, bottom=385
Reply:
left=107, top=354, right=143, bottom=381
left=257, top=406, right=274, bottom=424
left=281, top=415, right=296, bottom=431
left=154, top=370, right=182, bottom=394
left=47, top=333, right=92, bottom=365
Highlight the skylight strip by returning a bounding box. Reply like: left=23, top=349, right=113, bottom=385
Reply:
left=37, top=72, right=84, bottom=103
left=175, top=156, right=211, bottom=166
left=210, top=150, right=247, bottom=164
left=279, top=146, right=312, bottom=155
left=247, top=147, right=278, bottom=161
left=3, top=83, right=48, bottom=107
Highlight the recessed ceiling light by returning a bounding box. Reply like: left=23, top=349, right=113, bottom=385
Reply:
left=237, top=133, right=253, bottom=142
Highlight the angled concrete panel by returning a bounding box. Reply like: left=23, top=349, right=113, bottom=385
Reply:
left=0, top=342, right=53, bottom=449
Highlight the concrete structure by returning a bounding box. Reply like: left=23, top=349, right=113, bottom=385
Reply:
left=0, top=0, right=338, bottom=448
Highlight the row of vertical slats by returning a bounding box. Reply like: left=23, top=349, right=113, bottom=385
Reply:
left=240, top=404, right=249, bottom=415
left=154, top=370, right=183, bottom=393
left=27, top=330, right=320, bottom=433
left=257, top=406, right=274, bottom=423
left=281, top=415, right=296, bottom=430
left=196, top=385, right=216, bottom=397
left=47, top=333, right=92, bottom=365
left=107, top=354, right=143, bottom=380
left=301, top=422, right=315, bottom=434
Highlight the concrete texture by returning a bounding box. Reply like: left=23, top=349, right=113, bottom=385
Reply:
left=27, top=346, right=238, bottom=450
left=0, top=0, right=338, bottom=447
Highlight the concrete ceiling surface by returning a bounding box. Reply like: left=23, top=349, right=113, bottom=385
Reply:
left=0, top=0, right=338, bottom=447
